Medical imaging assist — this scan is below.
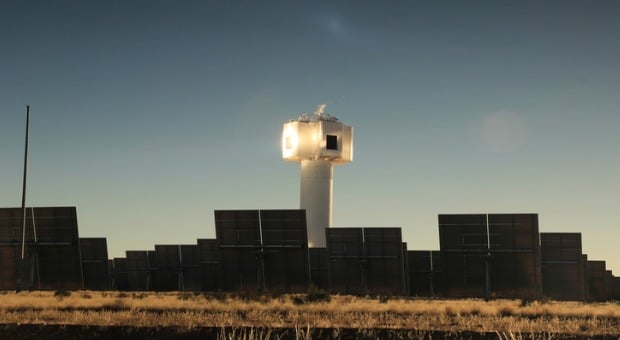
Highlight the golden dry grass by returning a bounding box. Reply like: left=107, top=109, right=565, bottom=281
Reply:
left=0, top=291, right=619, bottom=336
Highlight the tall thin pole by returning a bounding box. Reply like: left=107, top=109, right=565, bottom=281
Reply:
left=17, top=105, right=30, bottom=291
left=484, top=214, right=491, bottom=300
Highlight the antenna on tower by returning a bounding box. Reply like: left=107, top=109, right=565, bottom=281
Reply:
left=315, top=104, right=327, bottom=118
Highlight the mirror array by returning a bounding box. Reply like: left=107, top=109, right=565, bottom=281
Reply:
left=0, top=207, right=618, bottom=301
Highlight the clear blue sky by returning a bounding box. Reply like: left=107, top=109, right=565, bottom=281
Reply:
left=1, top=1, right=618, bottom=273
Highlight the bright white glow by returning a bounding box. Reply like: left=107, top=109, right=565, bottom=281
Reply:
left=282, top=125, right=298, bottom=159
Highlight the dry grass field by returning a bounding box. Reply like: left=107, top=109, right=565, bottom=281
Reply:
left=1, top=290, right=619, bottom=339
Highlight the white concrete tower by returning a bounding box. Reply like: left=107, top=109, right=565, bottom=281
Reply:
left=282, top=105, right=353, bottom=247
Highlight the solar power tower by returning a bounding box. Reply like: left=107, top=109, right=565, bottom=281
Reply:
left=438, top=214, right=542, bottom=299
left=408, top=250, right=442, bottom=297
left=587, top=260, right=608, bottom=301
left=80, top=238, right=110, bottom=290
left=326, top=227, right=407, bottom=295
left=281, top=107, right=354, bottom=248
left=540, top=233, right=586, bottom=301
left=214, top=209, right=310, bottom=293
left=0, top=207, right=83, bottom=290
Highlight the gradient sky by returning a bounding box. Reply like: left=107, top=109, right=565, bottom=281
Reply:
left=1, top=1, right=619, bottom=273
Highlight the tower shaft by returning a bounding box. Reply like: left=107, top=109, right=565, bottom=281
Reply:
left=300, top=159, right=333, bottom=247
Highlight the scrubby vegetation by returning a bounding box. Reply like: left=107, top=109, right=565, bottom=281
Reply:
left=0, top=291, right=619, bottom=338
